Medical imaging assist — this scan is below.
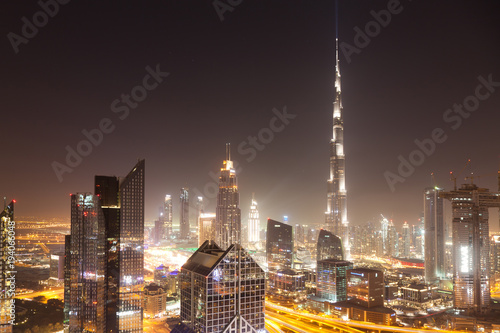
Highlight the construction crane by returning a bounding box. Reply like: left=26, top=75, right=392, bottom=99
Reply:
left=464, top=171, right=498, bottom=185
left=450, top=158, right=471, bottom=190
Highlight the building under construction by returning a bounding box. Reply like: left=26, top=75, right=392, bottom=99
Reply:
left=440, top=177, right=500, bottom=315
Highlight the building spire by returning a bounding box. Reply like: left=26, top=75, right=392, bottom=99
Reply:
left=226, top=143, right=231, bottom=161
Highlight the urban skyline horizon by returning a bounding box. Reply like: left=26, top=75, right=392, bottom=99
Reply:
left=2, top=1, right=500, bottom=232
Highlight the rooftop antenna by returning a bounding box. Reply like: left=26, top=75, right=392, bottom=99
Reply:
left=225, top=143, right=231, bottom=161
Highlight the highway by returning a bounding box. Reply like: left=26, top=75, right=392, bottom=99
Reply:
left=16, top=287, right=64, bottom=302
left=266, top=301, right=461, bottom=333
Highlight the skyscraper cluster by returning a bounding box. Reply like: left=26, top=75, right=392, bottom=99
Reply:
left=66, top=160, right=145, bottom=332
left=174, top=145, right=265, bottom=333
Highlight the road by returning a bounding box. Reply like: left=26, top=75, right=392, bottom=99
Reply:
left=16, top=287, right=64, bottom=302
left=143, top=318, right=170, bottom=333
left=266, top=301, right=461, bottom=333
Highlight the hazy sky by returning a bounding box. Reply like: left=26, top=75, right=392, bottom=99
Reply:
left=2, top=1, right=500, bottom=231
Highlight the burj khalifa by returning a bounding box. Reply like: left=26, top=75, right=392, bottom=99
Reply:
left=325, top=38, right=350, bottom=259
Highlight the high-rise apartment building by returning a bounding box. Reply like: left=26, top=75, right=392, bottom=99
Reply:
left=325, top=39, right=349, bottom=259
left=68, top=193, right=107, bottom=333
left=163, top=195, right=173, bottom=239
left=248, top=195, right=260, bottom=245
left=180, top=188, right=190, bottom=239
left=441, top=183, right=500, bottom=315
left=215, top=144, right=241, bottom=250
left=175, top=241, right=265, bottom=333
left=316, top=259, right=353, bottom=302
left=424, top=187, right=445, bottom=283
left=198, top=213, right=216, bottom=247
left=0, top=200, right=14, bottom=333
left=267, top=219, right=293, bottom=270
left=317, top=229, right=343, bottom=262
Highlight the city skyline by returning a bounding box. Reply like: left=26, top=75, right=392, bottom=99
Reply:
left=2, top=1, right=500, bottom=231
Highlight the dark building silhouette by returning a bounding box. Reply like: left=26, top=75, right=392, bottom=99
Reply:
left=266, top=219, right=293, bottom=270
left=317, top=229, right=343, bottom=262
left=174, top=241, right=265, bottom=333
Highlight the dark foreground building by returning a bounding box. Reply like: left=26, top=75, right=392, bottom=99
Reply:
left=65, top=160, right=145, bottom=333
left=173, top=241, right=265, bottom=333
left=317, top=229, right=343, bottom=262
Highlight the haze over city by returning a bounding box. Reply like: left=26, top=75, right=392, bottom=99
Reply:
left=2, top=0, right=500, bottom=229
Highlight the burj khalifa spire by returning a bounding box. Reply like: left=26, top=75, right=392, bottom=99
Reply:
left=325, top=36, right=350, bottom=259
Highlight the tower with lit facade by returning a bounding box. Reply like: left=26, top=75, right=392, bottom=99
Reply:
left=215, top=144, right=241, bottom=250
left=180, top=188, right=190, bottom=239
left=68, top=193, right=107, bottom=333
left=424, top=187, right=445, bottom=283
left=441, top=183, right=500, bottom=315
left=163, top=194, right=173, bottom=239
left=198, top=213, right=216, bottom=247
left=175, top=241, right=265, bottom=333
left=248, top=194, right=260, bottom=245
left=325, top=39, right=349, bottom=258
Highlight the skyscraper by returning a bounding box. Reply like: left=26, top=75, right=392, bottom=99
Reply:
left=163, top=194, right=173, bottom=239
left=325, top=38, right=349, bottom=259
left=316, top=259, right=353, bottom=302
left=198, top=212, right=216, bottom=247
left=95, top=159, right=145, bottom=332
left=424, top=187, right=445, bottom=283
left=402, top=222, right=411, bottom=259
left=441, top=183, right=500, bottom=315
left=317, top=229, right=343, bottom=262
left=180, top=188, right=190, bottom=239
left=215, top=144, right=241, bottom=250
left=266, top=219, right=293, bottom=270
left=248, top=194, right=260, bottom=245
left=175, top=241, right=265, bottom=333
left=0, top=200, right=14, bottom=333
left=68, top=193, right=107, bottom=333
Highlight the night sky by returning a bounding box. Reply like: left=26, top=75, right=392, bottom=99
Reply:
left=2, top=1, right=500, bottom=231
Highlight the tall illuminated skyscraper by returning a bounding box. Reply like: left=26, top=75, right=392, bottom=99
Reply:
left=325, top=38, right=349, bottom=259
left=441, top=183, right=500, bottom=315
left=402, top=222, right=411, bottom=259
left=94, top=159, right=145, bottom=332
left=424, top=187, right=445, bottom=283
left=0, top=200, right=14, bottom=333
left=198, top=213, right=216, bottom=247
left=68, top=193, right=107, bottom=333
left=163, top=195, right=173, bottom=239
left=248, top=194, right=260, bottom=245
left=215, top=144, right=241, bottom=250
left=180, top=188, right=190, bottom=239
